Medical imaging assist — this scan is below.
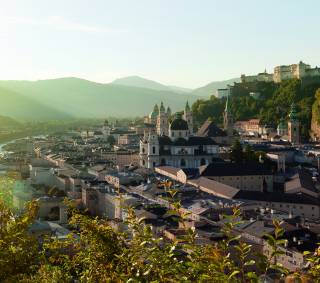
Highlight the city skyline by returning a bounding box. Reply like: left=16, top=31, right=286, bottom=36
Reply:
left=1, top=0, right=320, bottom=88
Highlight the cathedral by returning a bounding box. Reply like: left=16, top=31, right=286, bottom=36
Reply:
left=140, top=101, right=221, bottom=169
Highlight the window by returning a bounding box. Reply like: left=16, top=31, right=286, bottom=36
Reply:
left=200, top=158, right=206, bottom=166
left=142, top=148, right=145, bottom=153
left=180, top=159, right=186, bottom=167
left=179, top=132, right=182, bottom=137
left=142, top=160, right=145, bottom=165
left=312, top=207, right=315, bottom=210
left=161, top=158, right=166, bottom=166
left=152, top=146, right=156, bottom=154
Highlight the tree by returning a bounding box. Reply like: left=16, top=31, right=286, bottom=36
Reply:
left=1, top=197, right=319, bottom=282
left=230, top=139, right=243, bottom=163
left=0, top=200, right=40, bottom=282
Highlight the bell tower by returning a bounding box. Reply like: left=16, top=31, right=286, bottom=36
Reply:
left=223, top=95, right=233, bottom=137
left=156, top=102, right=169, bottom=136
left=288, top=103, right=300, bottom=144
left=183, top=101, right=193, bottom=135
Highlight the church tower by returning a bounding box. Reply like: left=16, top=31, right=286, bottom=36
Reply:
left=102, top=119, right=111, bottom=137
left=156, top=102, right=169, bottom=136
left=183, top=101, right=193, bottom=135
left=223, top=95, right=233, bottom=137
left=147, top=132, right=159, bottom=169
left=288, top=103, right=300, bottom=144
left=166, top=106, right=172, bottom=117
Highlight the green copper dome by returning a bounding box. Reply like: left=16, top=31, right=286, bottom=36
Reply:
left=149, top=104, right=159, bottom=119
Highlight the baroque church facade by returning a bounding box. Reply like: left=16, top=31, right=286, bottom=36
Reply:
left=140, top=102, right=222, bottom=169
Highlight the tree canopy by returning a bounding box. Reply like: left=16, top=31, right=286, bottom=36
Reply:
left=0, top=198, right=319, bottom=282
left=192, top=79, right=320, bottom=140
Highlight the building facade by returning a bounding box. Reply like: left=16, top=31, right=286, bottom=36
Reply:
left=140, top=107, right=219, bottom=169
left=274, top=61, right=320, bottom=83
left=241, top=61, right=320, bottom=84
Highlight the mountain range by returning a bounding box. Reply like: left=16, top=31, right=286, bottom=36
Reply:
left=0, top=76, right=239, bottom=120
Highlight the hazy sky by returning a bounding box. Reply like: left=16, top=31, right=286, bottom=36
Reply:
left=0, top=0, right=319, bottom=88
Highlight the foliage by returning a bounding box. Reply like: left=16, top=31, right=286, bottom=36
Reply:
left=230, top=139, right=243, bottom=163
left=192, top=79, right=320, bottom=140
left=0, top=172, right=20, bottom=208
left=312, top=89, right=320, bottom=124
left=0, top=197, right=319, bottom=282
left=0, top=200, right=40, bottom=282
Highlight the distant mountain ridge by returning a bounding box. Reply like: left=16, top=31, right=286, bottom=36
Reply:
left=0, top=78, right=198, bottom=120
left=111, top=75, right=192, bottom=93
left=0, top=76, right=240, bottom=121
left=192, top=78, right=240, bottom=97
left=112, top=75, right=240, bottom=97
left=0, top=85, right=72, bottom=121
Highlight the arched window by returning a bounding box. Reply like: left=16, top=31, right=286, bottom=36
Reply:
left=142, top=147, right=145, bottom=153
left=142, top=160, right=145, bottom=165
left=200, top=158, right=206, bottom=166
left=180, top=159, right=186, bottom=167
left=161, top=158, right=166, bottom=166
left=152, top=146, right=156, bottom=154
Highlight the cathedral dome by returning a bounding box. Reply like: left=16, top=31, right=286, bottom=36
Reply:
left=170, top=115, right=189, bottom=131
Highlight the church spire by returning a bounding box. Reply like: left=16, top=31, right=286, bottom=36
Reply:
left=225, top=95, right=230, bottom=113
left=185, top=101, right=190, bottom=112
left=160, top=101, right=165, bottom=112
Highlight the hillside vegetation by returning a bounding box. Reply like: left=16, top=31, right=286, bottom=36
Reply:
left=192, top=78, right=320, bottom=140
left=0, top=86, right=71, bottom=120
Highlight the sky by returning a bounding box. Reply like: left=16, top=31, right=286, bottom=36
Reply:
left=0, top=0, right=320, bottom=88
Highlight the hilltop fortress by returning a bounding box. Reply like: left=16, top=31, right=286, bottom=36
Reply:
left=241, top=61, right=320, bottom=83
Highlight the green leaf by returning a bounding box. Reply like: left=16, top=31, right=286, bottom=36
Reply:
left=228, top=270, right=240, bottom=280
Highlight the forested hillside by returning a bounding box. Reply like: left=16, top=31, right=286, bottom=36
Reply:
left=192, top=78, right=320, bottom=139
left=0, top=78, right=198, bottom=119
